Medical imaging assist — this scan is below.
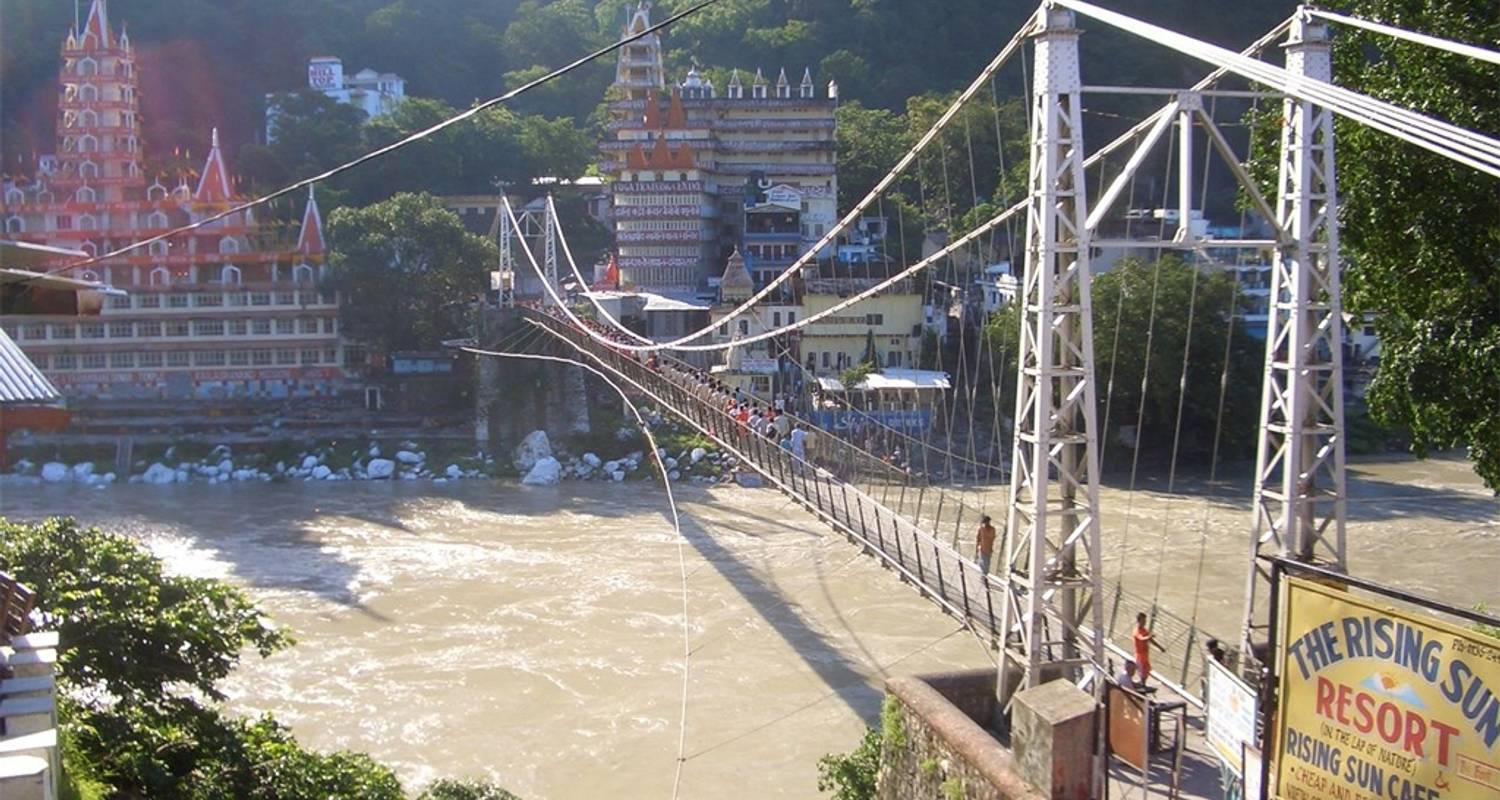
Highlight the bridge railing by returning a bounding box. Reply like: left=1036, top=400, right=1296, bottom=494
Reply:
left=527, top=310, right=1007, bottom=639
left=523, top=310, right=1224, bottom=702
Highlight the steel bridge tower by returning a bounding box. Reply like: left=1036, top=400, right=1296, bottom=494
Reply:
left=1240, top=11, right=1348, bottom=670
left=998, top=6, right=1106, bottom=709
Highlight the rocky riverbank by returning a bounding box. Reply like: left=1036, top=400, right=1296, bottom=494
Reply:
left=4, top=418, right=741, bottom=489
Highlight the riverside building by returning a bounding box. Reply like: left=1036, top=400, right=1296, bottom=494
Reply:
left=0, top=0, right=344, bottom=400
left=601, top=2, right=839, bottom=294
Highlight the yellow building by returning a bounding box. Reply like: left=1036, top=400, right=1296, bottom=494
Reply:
left=797, top=286, right=924, bottom=374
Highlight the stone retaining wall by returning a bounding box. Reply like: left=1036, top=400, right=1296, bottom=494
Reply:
left=876, top=669, right=1048, bottom=800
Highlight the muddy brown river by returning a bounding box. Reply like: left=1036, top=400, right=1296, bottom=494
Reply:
left=2, top=453, right=1495, bottom=797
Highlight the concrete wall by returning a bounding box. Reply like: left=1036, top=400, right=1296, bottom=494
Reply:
left=877, top=669, right=1049, bottom=800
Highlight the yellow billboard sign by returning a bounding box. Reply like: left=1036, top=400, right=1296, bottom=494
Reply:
left=1275, top=577, right=1500, bottom=799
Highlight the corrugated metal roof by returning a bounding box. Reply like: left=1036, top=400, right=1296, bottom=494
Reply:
left=0, top=329, right=61, bottom=405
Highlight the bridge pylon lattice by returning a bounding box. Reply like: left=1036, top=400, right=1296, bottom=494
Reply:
left=997, top=5, right=1106, bottom=710
left=1240, top=10, right=1348, bottom=672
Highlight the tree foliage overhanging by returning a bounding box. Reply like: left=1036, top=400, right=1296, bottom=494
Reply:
left=1326, top=0, right=1500, bottom=489
left=0, top=516, right=519, bottom=799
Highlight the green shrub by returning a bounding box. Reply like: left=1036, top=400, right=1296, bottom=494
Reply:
left=816, top=727, right=881, bottom=800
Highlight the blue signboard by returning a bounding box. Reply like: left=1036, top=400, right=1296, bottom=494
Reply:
left=807, top=409, right=933, bottom=433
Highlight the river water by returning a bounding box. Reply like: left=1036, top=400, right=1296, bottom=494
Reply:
left=1, top=453, right=1496, bottom=798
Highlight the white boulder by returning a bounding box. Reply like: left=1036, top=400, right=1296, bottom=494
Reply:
left=611, top=469, right=626, bottom=482
left=691, top=447, right=707, bottom=464
left=366, top=458, right=396, bottom=479
left=669, top=470, right=681, bottom=481
left=218, top=458, right=234, bottom=474
left=583, top=452, right=602, bottom=468
left=142, top=463, right=176, bottom=484
left=603, top=460, right=619, bottom=473
left=521, top=456, right=563, bottom=486
left=368, top=445, right=381, bottom=457
left=513, top=430, right=553, bottom=472
left=72, top=462, right=96, bottom=480
left=445, top=464, right=462, bottom=479
left=41, top=462, right=69, bottom=482
left=395, top=450, right=422, bottom=464
left=13, top=459, right=35, bottom=474
left=300, top=455, right=320, bottom=470
left=312, top=465, right=333, bottom=480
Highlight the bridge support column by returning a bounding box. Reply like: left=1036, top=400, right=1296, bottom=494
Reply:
left=1240, top=11, right=1347, bottom=673
left=998, top=5, right=1105, bottom=717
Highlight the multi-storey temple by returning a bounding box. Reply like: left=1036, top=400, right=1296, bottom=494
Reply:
left=601, top=3, right=839, bottom=294
left=0, top=0, right=344, bottom=400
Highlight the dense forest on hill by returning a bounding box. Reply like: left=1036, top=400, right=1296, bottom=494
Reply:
left=1, top=0, right=1294, bottom=184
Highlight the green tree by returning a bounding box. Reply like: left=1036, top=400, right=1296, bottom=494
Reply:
left=418, top=779, right=523, bottom=800
left=1325, top=0, right=1500, bottom=489
left=816, top=727, right=880, bottom=800
left=0, top=517, right=406, bottom=800
left=984, top=257, right=1262, bottom=467
left=835, top=102, right=911, bottom=217
left=260, top=90, right=371, bottom=185
left=325, top=192, right=497, bottom=357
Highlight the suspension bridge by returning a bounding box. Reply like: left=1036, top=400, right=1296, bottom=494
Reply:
left=472, top=0, right=1500, bottom=727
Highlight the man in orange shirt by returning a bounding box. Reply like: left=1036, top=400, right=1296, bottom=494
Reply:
left=975, top=516, right=997, bottom=577
left=1133, top=612, right=1165, bottom=686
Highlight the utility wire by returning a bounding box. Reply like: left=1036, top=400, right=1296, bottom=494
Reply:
left=38, top=0, right=723, bottom=279
left=460, top=341, right=695, bottom=800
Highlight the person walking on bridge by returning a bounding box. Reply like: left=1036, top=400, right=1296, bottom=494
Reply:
left=1133, top=612, right=1166, bottom=687
left=975, top=515, right=996, bottom=577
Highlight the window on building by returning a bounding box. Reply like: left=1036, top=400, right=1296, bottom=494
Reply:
left=138, top=293, right=161, bottom=308
left=252, top=319, right=272, bottom=335
left=229, top=350, right=250, bottom=366
left=193, top=320, right=225, bottom=336
left=275, top=291, right=295, bottom=305
left=250, top=292, right=271, bottom=306
left=54, top=353, right=77, bottom=370
left=138, top=352, right=163, bottom=367
left=80, top=322, right=105, bottom=339
left=23, top=324, right=47, bottom=341
left=108, top=322, right=133, bottom=338
left=299, top=318, right=319, bottom=334
left=300, top=349, right=319, bottom=365
left=56, top=215, right=73, bottom=230
left=252, top=350, right=273, bottom=366
left=275, top=319, right=295, bottom=335
left=228, top=320, right=248, bottom=336
left=821, top=351, right=830, bottom=368
left=1363, top=325, right=1375, bottom=336
left=866, top=313, right=884, bottom=326
left=165, top=320, right=190, bottom=337
left=3, top=216, right=21, bottom=234
left=753, top=85, right=767, bottom=99
left=194, top=351, right=226, bottom=366
left=51, top=324, right=76, bottom=340
left=343, top=345, right=367, bottom=367
left=324, top=348, right=338, bottom=365
left=195, top=292, right=223, bottom=307
left=773, top=311, right=782, bottom=326
left=218, top=237, right=240, bottom=254
left=148, top=240, right=168, bottom=257
left=324, top=318, right=338, bottom=334
left=228, top=291, right=248, bottom=306
left=718, top=323, right=728, bottom=335
left=81, top=352, right=106, bottom=370
left=110, top=352, right=135, bottom=368
left=136, top=321, right=161, bottom=337
left=738, top=320, right=749, bottom=335
left=108, top=294, right=131, bottom=309
left=886, top=350, right=901, bottom=367
left=275, top=349, right=297, bottom=365
left=168, top=293, right=189, bottom=308
left=219, top=265, right=241, bottom=285
left=166, top=351, right=190, bottom=367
